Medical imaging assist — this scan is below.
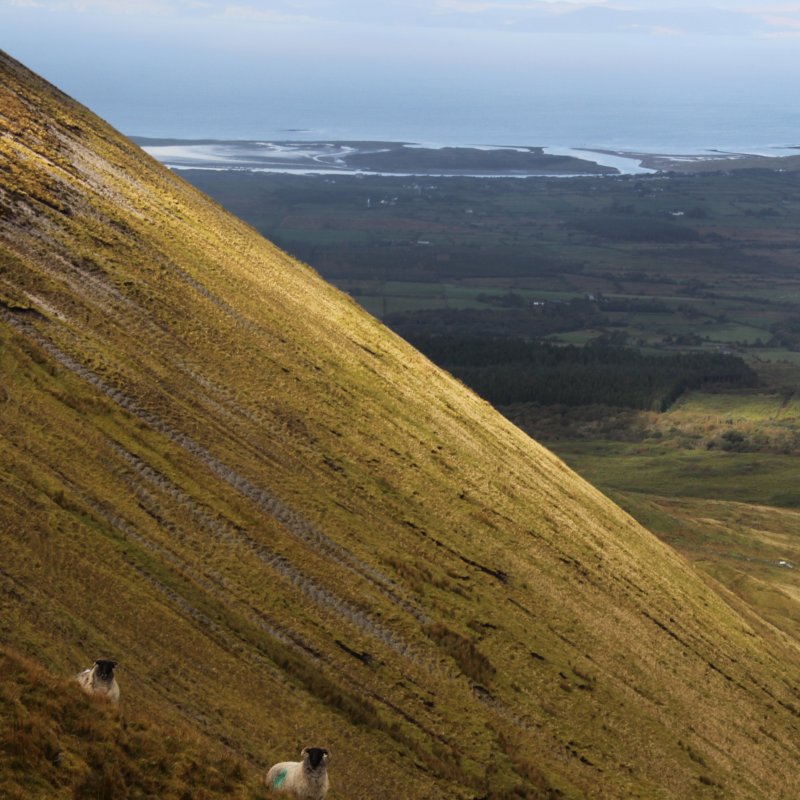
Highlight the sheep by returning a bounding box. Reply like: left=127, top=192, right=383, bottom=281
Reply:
left=75, top=658, right=120, bottom=703
left=265, top=746, right=330, bottom=798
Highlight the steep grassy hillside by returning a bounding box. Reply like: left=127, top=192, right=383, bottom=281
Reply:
left=1, top=50, right=799, bottom=798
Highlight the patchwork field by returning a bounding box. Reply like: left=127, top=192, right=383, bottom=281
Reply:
left=181, top=169, right=800, bottom=373
left=608, top=492, right=800, bottom=640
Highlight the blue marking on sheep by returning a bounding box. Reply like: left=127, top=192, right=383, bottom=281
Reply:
left=273, top=768, right=288, bottom=788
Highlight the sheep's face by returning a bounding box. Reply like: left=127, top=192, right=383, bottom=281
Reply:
left=94, top=659, right=118, bottom=680
left=302, top=747, right=329, bottom=769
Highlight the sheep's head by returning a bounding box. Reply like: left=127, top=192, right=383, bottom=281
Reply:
left=301, top=747, right=329, bottom=769
left=93, top=659, right=118, bottom=680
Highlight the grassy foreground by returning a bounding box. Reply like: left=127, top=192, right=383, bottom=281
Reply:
left=2, top=50, right=800, bottom=798
left=0, top=647, right=261, bottom=800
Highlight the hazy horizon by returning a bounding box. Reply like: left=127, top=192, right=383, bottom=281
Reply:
left=3, top=1, right=800, bottom=149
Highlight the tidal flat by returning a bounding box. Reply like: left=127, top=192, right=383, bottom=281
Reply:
left=135, top=137, right=616, bottom=176
left=138, top=137, right=800, bottom=177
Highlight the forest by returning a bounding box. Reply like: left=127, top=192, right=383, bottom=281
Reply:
left=409, top=336, right=757, bottom=409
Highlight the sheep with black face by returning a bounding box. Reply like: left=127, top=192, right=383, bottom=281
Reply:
left=265, top=746, right=330, bottom=798
left=75, top=659, right=120, bottom=704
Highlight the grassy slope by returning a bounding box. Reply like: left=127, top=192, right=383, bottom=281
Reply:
left=0, top=647, right=262, bottom=800
left=1, top=50, right=800, bottom=798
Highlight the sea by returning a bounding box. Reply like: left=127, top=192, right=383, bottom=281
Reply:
left=114, top=80, right=800, bottom=159
left=7, top=12, right=800, bottom=162
left=129, top=83, right=800, bottom=177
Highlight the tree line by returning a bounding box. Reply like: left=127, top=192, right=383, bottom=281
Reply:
left=408, top=335, right=757, bottom=410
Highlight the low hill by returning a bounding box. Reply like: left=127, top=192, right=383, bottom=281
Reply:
left=1, top=50, right=799, bottom=798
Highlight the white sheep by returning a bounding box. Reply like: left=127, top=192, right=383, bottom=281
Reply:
left=265, top=746, right=330, bottom=798
left=75, top=658, right=120, bottom=704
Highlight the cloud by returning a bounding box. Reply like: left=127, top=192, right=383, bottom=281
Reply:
left=434, top=0, right=607, bottom=14
left=0, top=0, right=208, bottom=11
left=219, top=4, right=321, bottom=24
left=77, top=0, right=169, bottom=9
left=426, top=0, right=800, bottom=38
left=735, top=8, right=800, bottom=35
left=763, top=13, right=800, bottom=27
left=624, top=23, right=684, bottom=36
left=0, top=0, right=175, bottom=11
left=734, top=3, right=800, bottom=10
left=1, top=0, right=787, bottom=38
left=416, top=0, right=763, bottom=36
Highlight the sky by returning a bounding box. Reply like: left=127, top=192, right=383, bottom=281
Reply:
left=4, top=0, right=800, bottom=37
left=2, top=1, right=800, bottom=145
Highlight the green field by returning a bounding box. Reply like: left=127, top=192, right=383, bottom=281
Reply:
left=185, top=168, right=800, bottom=373
left=672, top=390, right=800, bottom=420
left=350, top=281, right=587, bottom=316
left=608, top=491, right=800, bottom=642
left=552, top=441, right=800, bottom=507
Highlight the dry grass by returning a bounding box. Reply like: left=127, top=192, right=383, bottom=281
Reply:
left=1, top=49, right=800, bottom=798
left=0, top=647, right=263, bottom=800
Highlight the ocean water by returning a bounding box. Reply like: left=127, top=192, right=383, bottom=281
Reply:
left=7, top=11, right=800, bottom=156
left=115, top=78, right=800, bottom=156
left=21, top=30, right=793, bottom=158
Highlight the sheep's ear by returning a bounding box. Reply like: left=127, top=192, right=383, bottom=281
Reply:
left=300, top=747, right=308, bottom=757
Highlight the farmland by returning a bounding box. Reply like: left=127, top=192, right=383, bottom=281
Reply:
left=183, top=168, right=800, bottom=371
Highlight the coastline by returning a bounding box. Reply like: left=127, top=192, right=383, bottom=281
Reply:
left=133, top=138, right=619, bottom=177
left=132, top=137, right=800, bottom=178
left=583, top=146, right=800, bottom=174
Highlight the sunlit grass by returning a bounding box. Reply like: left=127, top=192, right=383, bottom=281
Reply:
left=2, top=49, right=800, bottom=799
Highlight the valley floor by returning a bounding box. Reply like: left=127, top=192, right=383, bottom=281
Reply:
left=506, top=389, right=800, bottom=647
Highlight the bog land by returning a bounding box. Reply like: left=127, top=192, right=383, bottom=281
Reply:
left=170, top=157, right=800, bottom=649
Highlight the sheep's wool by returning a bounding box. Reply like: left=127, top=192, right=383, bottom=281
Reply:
left=265, top=748, right=329, bottom=798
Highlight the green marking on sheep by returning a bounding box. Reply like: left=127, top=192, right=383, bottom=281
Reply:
left=273, top=769, right=288, bottom=788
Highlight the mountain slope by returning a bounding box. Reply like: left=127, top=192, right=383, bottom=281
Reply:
left=1, top=50, right=799, bottom=799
